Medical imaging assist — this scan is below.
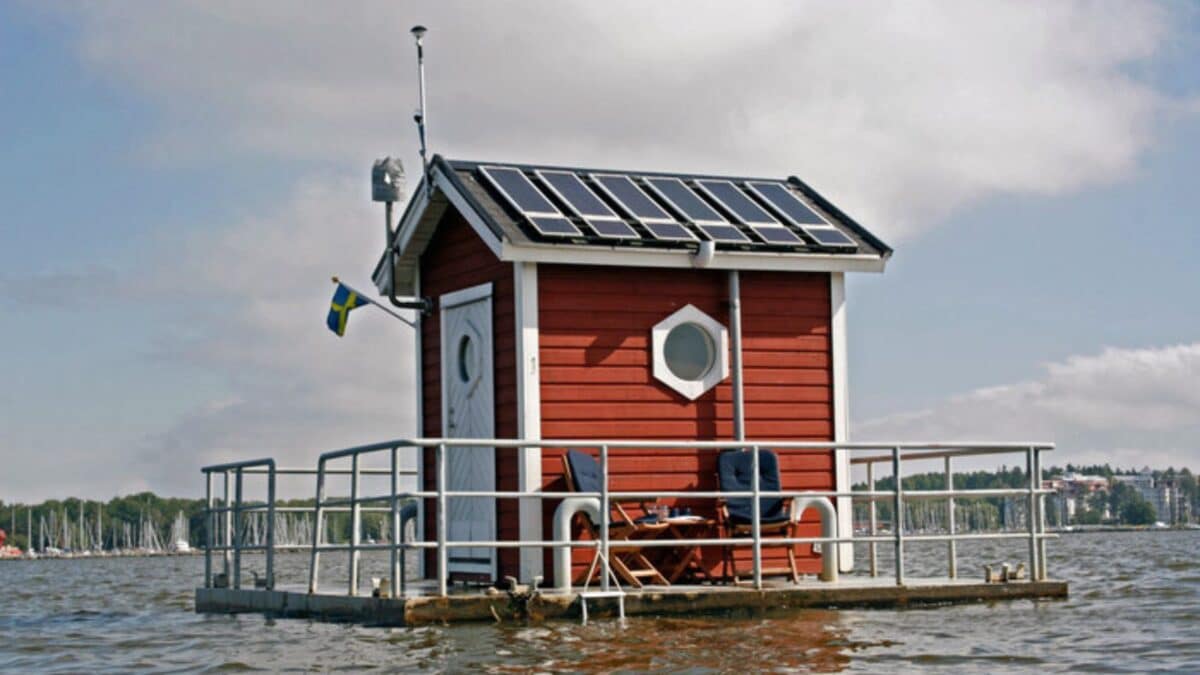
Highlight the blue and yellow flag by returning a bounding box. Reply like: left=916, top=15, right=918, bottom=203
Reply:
left=327, top=282, right=366, bottom=336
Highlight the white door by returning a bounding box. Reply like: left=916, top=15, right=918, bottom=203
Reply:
left=440, top=283, right=496, bottom=578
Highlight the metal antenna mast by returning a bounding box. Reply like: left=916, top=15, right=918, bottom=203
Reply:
left=411, top=25, right=429, bottom=193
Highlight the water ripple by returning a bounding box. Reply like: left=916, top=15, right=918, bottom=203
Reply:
left=0, top=531, right=1197, bottom=672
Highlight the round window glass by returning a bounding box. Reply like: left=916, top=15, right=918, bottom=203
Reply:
left=663, top=322, right=715, bottom=381
left=457, top=334, right=474, bottom=383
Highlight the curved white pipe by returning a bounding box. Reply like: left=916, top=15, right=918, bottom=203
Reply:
left=794, top=497, right=839, bottom=582
left=552, top=497, right=601, bottom=592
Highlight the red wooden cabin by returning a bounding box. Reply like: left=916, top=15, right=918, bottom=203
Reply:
left=373, top=157, right=891, bottom=586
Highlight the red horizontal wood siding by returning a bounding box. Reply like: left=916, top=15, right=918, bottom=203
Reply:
left=419, top=213, right=518, bottom=580
left=537, top=265, right=836, bottom=583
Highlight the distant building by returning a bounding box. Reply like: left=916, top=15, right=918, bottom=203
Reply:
left=1044, top=473, right=1109, bottom=523
left=1113, top=467, right=1175, bottom=523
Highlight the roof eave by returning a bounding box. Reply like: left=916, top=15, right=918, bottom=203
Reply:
left=786, top=176, right=893, bottom=259
left=499, top=240, right=888, bottom=274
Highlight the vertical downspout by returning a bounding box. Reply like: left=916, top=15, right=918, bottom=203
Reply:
left=729, top=270, right=745, bottom=441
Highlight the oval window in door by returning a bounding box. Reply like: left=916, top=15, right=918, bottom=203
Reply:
left=457, top=334, right=475, bottom=383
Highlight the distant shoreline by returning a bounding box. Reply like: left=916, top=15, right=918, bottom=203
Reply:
left=1053, top=524, right=1200, bottom=534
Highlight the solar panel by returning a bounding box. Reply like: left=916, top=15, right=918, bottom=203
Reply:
left=590, top=173, right=697, bottom=242
left=534, top=170, right=638, bottom=240
left=695, top=179, right=802, bottom=245
left=807, top=228, right=856, bottom=246
left=643, top=177, right=749, bottom=243
left=479, top=166, right=582, bottom=238
left=746, top=181, right=856, bottom=249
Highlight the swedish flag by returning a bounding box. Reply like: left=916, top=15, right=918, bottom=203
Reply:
left=327, top=282, right=366, bottom=336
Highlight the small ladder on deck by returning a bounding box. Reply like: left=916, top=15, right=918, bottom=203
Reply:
left=578, top=554, right=626, bottom=625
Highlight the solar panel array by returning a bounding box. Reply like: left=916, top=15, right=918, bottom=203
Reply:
left=478, top=165, right=857, bottom=250
left=745, top=181, right=857, bottom=247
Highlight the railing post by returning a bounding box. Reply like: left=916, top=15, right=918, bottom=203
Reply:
left=204, top=471, right=213, bottom=588
left=945, top=455, right=956, bottom=579
left=751, top=445, right=763, bottom=590
left=437, top=443, right=448, bottom=597
left=223, top=471, right=232, bottom=582
left=266, top=463, right=276, bottom=590
left=867, top=461, right=878, bottom=578
left=349, top=453, right=361, bottom=596
left=1036, top=448, right=1047, bottom=581
left=233, top=467, right=243, bottom=590
left=307, top=460, right=327, bottom=594
left=390, top=445, right=401, bottom=599
left=599, top=444, right=610, bottom=592
left=892, top=447, right=903, bottom=586
left=1026, top=447, right=1039, bottom=581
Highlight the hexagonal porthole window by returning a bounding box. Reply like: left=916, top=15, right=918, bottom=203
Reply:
left=651, top=305, right=730, bottom=400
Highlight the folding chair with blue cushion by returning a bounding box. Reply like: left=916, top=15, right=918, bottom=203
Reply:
left=563, top=449, right=670, bottom=588
left=717, top=448, right=801, bottom=584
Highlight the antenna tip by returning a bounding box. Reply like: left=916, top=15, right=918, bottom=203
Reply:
left=411, top=25, right=427, bottom=38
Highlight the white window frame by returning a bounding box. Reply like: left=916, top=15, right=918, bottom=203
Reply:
left=651, top=304, right=730, bottom=400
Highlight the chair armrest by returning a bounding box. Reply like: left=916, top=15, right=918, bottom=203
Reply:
left=612, top=502, right=638, bottom=528
left=715, top=501, right=731, bottom=530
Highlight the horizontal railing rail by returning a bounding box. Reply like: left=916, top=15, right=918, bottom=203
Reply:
left=201, top=439, right=1054, bottom=599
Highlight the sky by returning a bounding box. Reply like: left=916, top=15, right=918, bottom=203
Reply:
left=1, top=1, right=1198, bottom=501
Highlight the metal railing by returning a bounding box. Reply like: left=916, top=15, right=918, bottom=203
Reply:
left=201, top=439, right=1054, bottom=598
left=201, top=458, right=420, bottom=591
left=853, top=446, right=1050, bottom=582
left=203, top=458, right=275, bottom=590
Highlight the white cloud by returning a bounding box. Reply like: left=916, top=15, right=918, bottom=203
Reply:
left=61, top=0, right=1188, bottom=240
left=131, top=177, right=418, bottom=495
left=857, top=343, right=1200, bottom=470
left=9, top=2, right=1195, bottom=499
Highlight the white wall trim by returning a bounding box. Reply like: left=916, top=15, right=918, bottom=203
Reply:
left=414, top=265, right=425, bottom=580
left=830, top=272, right=854, bottom=572
left=650, top=304, right=730, bottom=400
left=500, top=240, right=887, bottom=274
left=514, top=262, right=543, bottom=581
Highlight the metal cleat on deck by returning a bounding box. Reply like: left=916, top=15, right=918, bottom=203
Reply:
left=500, top=576, right=544, bottom=622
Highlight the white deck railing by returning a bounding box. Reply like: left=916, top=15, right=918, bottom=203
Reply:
left=201, top=440, right=1054, bottom=598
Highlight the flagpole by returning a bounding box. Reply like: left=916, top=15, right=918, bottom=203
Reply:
left=331, top=277, right=417, bottom=328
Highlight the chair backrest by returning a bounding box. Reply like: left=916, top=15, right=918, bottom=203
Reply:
left=565, top=449, right=601, bottom=494
left=717, top=448, right=785, bottom=523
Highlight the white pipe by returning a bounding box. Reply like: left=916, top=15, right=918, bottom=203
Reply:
left=793, top=497, right=839, bottom=582
left=728, top=271, right=745, bottom=441
left=551, top=497, right=601, bottom=592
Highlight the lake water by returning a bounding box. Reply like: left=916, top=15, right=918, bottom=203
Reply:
left=2, top=530, right=1198, bottom=673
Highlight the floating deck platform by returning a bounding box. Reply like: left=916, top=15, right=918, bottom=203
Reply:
left=195, top=577, right=1068, bottom=626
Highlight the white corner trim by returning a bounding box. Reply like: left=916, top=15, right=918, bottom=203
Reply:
left=830, top=272, right=854, bottom=572
left=514, top=262, right=543, bottom=581
left=650, top=304, right=730, bottom=400
left=414, top=265, right=425, bottom=580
